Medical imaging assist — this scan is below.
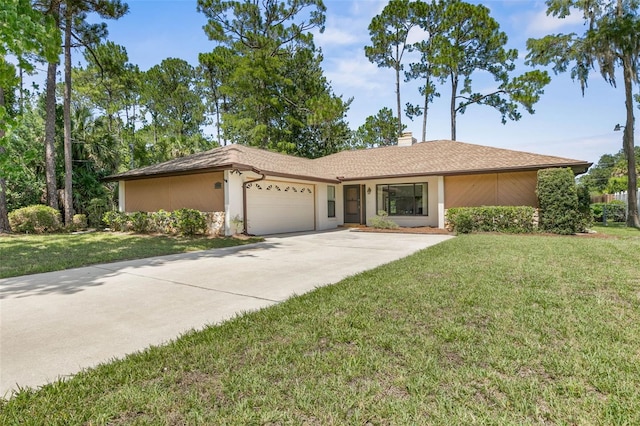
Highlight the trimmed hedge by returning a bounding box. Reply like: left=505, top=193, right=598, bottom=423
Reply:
left=103, top=209, right=208, bottom=236
left=8, top=205, right=62, bottom=234
left=537, top=168, right=583, bottom=235
left=446, top=206, right=536, bottom=234
left=591, top=200, right=626, bottom=223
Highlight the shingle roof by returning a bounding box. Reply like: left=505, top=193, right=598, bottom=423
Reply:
left=105, top=144, right=338, bottom=182
left=315, top=140, right=591, bottom=180
left=105, top=140, right=591, bottom=182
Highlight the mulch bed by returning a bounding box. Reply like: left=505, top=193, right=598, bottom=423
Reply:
left=349, top=226, right=453, bottom=235
left=349, top=227, right=617, bottom=238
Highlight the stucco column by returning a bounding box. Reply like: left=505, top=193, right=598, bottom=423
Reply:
left=118, top=181, right=125, bottom=212
left=438, top=176, right=445, bottom=229
left=224, top=170, right=245, bottom=235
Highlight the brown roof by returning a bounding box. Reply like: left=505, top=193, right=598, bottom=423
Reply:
left=105, top=144, right=339, bottom=182
left=106, top=140, right=591, bottom=182
left=316, top=140, right=592, bottom=180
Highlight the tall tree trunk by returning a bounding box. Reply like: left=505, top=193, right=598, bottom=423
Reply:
left=215, top=98, right=221, bottom=146
left=0, top=160, right=9, bottom=233
left=125, top=105, right=134, bottom=168
left=421, top=74, right=430, bottom=142
left=395, top=44, right=402, bottom=137
left=0, top=87, right=11, bottom=233
left=44, top=60, right=59, bottom=210
left=450, top=74, right=457, bottom=141
left=62, top=6, right=74, bottom=225
left=19, top=66, right=24, bottom=114
left=622, top=55, right=640, bottom=228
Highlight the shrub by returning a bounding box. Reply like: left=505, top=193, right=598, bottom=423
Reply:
left=230, top=214, right=244, bottom=234
left=71, top=214, right=88, bottom=231
left=86, top=197, right=109, bottom=228
left=130, top=211, right=151, bottom=234
left=150, top=209, right=174, bottom=234
left=576, top=185, right=593, bottom=229
left=369, top=210, right=399, bottom=229
left=446, top=208, right=474, bottom=234
left=103, top=210, right=129, bottom=232
left=174, top=208, right=207, bottom=236
left=8, top=204, right=62, bottom=234
left=591, top=200, right=626, bottom=223
left=537, top=168, right=581, bottom=235
left=446, top=206, right=536, bottom=234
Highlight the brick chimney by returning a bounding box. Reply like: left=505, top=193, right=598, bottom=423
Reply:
left=397, top=132, right=417, bottom=147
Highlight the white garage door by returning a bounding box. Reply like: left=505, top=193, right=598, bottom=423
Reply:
left=246, top=180, right=315, bottom=235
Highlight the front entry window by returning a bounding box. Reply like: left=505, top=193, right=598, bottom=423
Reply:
left=327, top=185, right=336, bottom=218
left=377, top=183, right=427, bottom=216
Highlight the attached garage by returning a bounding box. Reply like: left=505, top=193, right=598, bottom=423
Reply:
left=245, top=180, right=315, bottom=235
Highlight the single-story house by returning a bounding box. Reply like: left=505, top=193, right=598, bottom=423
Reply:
left=105, top=133, right=591, bottom=235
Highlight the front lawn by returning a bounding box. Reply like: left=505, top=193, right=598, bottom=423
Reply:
left=591, top=222, right=640, bottom=238
left=0, top=232, right=263, bottom=279
left=1, top=231, right=639, bottom=424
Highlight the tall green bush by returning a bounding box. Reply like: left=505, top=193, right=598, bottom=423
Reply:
left=8, top=205, right=62, bottom=234
left=576, top=185, right=593, bottom=229
left=537, top=168, right=582, bottom=235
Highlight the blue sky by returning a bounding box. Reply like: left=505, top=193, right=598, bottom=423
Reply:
left=84, top=0, right=636, bottom=165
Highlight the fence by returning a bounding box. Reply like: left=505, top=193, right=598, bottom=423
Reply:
left=612, top=190, right=640, bottom=215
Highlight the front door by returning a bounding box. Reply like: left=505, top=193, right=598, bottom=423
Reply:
left=344, top=185, right=361, bottom=223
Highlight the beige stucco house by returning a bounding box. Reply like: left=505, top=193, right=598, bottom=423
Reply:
left=106, top=134, right=591, bottom=235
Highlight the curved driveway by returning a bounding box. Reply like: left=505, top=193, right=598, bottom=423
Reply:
left=0, top=229, right=452, bottom=397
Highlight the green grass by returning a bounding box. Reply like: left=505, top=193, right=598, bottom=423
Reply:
left=1, top=231, right=639, bottom=424
left=0, top=232, right=263, bottom=278
left=591, top=222, right=640, bottom=239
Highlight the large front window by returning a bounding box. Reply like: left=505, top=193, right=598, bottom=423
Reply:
left=377, top=183, right=427, bottom=216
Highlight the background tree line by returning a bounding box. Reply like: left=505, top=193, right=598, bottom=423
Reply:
left=1, top=0, right=639, bottom=231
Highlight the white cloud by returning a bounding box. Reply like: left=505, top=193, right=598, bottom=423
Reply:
left=525, top=7, right=585, bottom=36
left=314, top=26, right=360, bottom=46
left=325, top=54, right=387, bottom=93
left=406, top=26, right=430, bottom=45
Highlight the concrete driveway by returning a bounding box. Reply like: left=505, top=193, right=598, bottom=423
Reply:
left=0, top=229, right=452, bottom=397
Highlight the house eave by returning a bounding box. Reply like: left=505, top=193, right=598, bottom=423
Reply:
left=104, top=164, right=340, bottom=184
left=260, top=171, right=340, bottom=184
left=102, top=164, right=250, bottom=182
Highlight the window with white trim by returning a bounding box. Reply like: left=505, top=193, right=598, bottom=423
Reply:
left=327, top=185, right=336, bottom=218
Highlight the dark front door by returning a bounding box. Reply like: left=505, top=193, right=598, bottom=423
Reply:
left=344, top=185, right=361, bottom=223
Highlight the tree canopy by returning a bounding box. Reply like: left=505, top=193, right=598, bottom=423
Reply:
left=197, top=0, right=349, bottom=157
left=352, top=107, right=405, bottom=149
left=1, top=0, right=61, bottom=232
left=365, top=0, right=419, bottom=136
left=429, top=0, right=549, bottom=141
